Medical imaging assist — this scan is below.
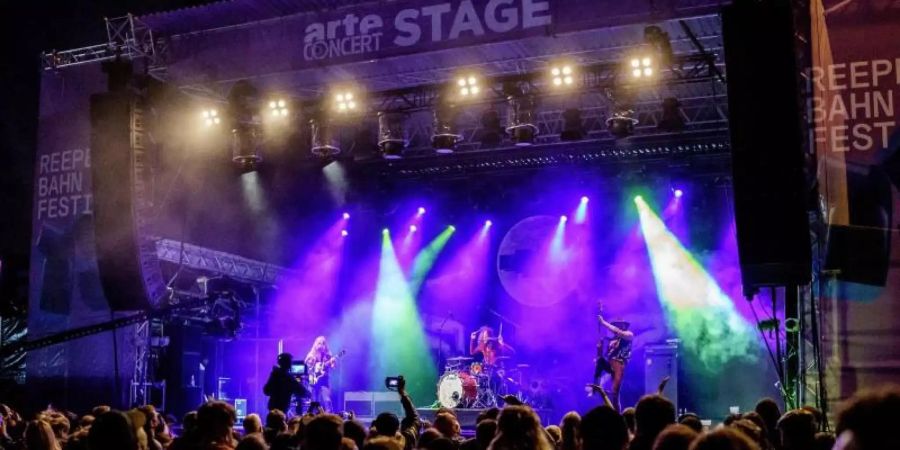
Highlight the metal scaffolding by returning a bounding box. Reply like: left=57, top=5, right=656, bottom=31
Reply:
left=155, top=238, right=296, bottom=286
left=42, top=14, right=167, bottom=79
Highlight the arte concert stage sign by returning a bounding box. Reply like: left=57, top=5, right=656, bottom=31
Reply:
left=161, top=0, right=722, bottom=83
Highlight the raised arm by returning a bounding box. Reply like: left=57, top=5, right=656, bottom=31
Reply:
left=397, top=377, right=421, bottom=438
left=599, top=316, right=634, bottom=339
left=469, top=331, right=479, bottom=355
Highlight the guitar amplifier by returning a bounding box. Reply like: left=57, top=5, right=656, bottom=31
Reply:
left=645, top=342, right=679, bottom=412
left=372, top=392, right=403, bottom=417
left=344, top=391, right=374, bottom=417
left=344, top=391, right=402, bottom=418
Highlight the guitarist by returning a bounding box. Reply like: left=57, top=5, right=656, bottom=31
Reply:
left=304, top=336, right=338, bottom=412
left=592, top=302, right=633, bottom=412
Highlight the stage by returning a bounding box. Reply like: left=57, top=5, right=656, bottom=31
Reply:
left=14, top=0, right=886, bottom=424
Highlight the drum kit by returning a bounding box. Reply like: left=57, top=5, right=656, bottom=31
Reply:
left=436, top=356, right=531, bottom=408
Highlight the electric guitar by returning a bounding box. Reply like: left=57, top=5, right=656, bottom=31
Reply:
left=309, top=349, right=346, bottom=385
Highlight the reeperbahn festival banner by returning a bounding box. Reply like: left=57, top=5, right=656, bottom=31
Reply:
left=29, top=64, right=138, bottom=409
left=810, top=0, right=900, bottom=405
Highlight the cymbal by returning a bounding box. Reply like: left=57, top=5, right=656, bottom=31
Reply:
left=516, top=364, right=531, bottom=368
left=446, top=356, right=473, bottom=362
left=495, top=356, right=512, bottom=361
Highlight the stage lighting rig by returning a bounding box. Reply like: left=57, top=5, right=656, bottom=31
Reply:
left=432, top=96, right=461, bottom=154
left=268, top=98, right=289, bottom=119
left=550, top=64, right=576, bottom=88
left=606, top=110, right=638, bottom=139
left=603, top=87, right=638, bottom=139
left=334, top=91, right=358, bottom=113
left=227, top=80, right=263, bottom=172
left=202, top=108, right=221, bottom=127
left=378, top=111, right=409, bottom=159
left=504, top=82, right=538, bottom=146
left=309, top=112, right=341, bottom=158
left=309, top=87, right=363, bottom=158
left=628, top=55, right=655, bottom=79
left=456, top=74, right=481, bottom=99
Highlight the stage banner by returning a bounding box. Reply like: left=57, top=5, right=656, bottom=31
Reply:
left=157, top=0, right=724, bottom=84
left=28, top=64, right=136, bottom=410
left=810, top=0, right=900, bottom=405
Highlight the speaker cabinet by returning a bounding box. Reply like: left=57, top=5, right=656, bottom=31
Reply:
left=90, top=91, right=166, bottom=310
left=722, top=1, right=811, bottom=291
left=645, top=343, right=678, bottom=412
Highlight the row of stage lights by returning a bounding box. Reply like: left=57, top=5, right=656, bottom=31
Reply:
left=203, top=28, right=675, bottom=171
left=335, top=187, right=683, bottom=237
left=202, top=61, right=606, bottom=123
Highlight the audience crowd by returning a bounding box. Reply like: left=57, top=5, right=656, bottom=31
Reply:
left=1, top=378, right=897, bottom=450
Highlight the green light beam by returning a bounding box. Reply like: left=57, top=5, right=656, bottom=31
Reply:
left=408, top=225, right=455, bottom=295
left=370, top=232, right=438, bottom=401
left=635, top=196, right=756, bottom=371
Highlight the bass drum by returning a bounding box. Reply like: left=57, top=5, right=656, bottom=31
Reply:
left=437, top=372, right=477, bottom=408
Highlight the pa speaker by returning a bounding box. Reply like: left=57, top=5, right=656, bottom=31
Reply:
left=722, top=1, right=811, bottom=291
left=90, top=90, right=166, bottom=311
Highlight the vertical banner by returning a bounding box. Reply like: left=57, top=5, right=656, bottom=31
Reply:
left=810, top=0, right=900, bottom=404
left=29, top=64, right=134, bottom=409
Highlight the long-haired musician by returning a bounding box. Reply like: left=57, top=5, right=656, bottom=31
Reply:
left=593, top=304, right=634, bottom=412
left=469, top=326, right=514, bottom=366
left=304, top=336, right=335, bottom=412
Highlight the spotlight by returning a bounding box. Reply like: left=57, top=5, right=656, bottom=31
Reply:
left=560, top=215, right=568, bottom=223
left=581, top=196, right=589, bottom=203
left=432, top=97, right=461, bottom=154
left=448, top=225, right=456, bottom=232
left=634, top=195, right=643, bottom=202
left=228, top=80, right=263, bottom=172
left=410, top=225, right=418, bottom=233
left=606, top=111, right=638, bottom=139
left=457, top=74, right=480, bottom=98
left=673, top=188, right=684, bottom=198
left=377, top=111, right=408, bottom=159
left=560, top=108, right=584, bottom=141
left=343, top=212, right=351, bottom=220
left=333, top=90, right=359, bottom=113
left=505, top=83, right=538, bottom=146
left=202, top=109, right=221, bottom=127
left=382, top=228, right=390, bottom=235
left=628, top=54, right=655, bottom=79
left=341, top=230, right=349, bottom=237
left=310, top=115, right=341, bottom=157
left=485, top=220, right=493, bottom=227
left=268, top=98, right=289, bottom=118
left=417, top=207, right=426, bottom=215
left=550, top=64, right=576, bottom=88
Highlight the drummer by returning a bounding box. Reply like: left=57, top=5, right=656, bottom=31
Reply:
left=469, top=326, right=515, bottom=366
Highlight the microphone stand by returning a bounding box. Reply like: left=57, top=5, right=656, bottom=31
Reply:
left=437, top=312, right=452, bottom=371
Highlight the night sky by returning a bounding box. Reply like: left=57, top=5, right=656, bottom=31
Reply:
left=0, top=1, right=210, bottom=311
